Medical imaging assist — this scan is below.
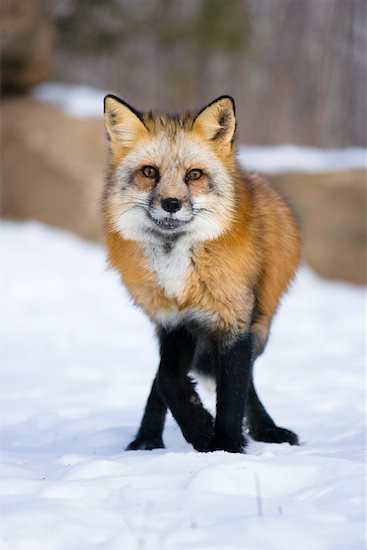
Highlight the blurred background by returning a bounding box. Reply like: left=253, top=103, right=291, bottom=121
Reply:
left=1, top=0, right=366, bottom=284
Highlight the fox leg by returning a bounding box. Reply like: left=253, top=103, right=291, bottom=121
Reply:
left=247, top=316, right=299, bottom=445
left=157, top=326, right=214, bottom=452
left=246, top=376, right=299, bottom=445
left=209, top=333, right=253, bottom=453
left=126, top=374, right=167, bottom=450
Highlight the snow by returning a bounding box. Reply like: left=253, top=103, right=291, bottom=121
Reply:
left=238, top=145, right=367, bottom=174
left=31, top=82, right=366, bottom=174
left=31, top=83, right=108, bottom=119
left=0, top=220, right=365, bottom=550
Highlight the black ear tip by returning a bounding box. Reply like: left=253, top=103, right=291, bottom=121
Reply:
left=103, top=95, right=144, bottom=122
left=218, top=95, right=236, bottom=113
left=103, top=94, right=114, bottom=113
left=103, top=94, right=122, bottom=112
left=205, top=95, right=236, bottom=115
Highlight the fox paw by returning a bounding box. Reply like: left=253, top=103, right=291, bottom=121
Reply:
left=250, top=425, right=299, bottom=446
left=126, top=437, right=165, bottom=451
left=208, top=433, right=248, bottom=454
left=184, top=410, right=214, bottom=452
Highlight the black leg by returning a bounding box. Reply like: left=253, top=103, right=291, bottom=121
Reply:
left=126, top=374, right=167, bottom=450
left=157, top=327, right=214, bottom=452
left=246, top=377, right=299, bottom=445
left=210, top=333, right=253, bottom=453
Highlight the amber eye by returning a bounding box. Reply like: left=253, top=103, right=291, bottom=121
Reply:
left=142, top=165, right=158, bottom=179
left=187, top=168, right=203, bottom=181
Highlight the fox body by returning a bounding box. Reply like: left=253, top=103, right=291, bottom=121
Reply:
left=103, top=95, right=301, bottom=453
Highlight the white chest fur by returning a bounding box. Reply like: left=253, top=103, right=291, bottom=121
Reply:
left=143, top=237, right=193, bottom=299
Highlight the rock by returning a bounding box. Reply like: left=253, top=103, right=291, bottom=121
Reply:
left=0, top=0, right=54, bottom=92
left=1, top=97, right=104, bottom=242
left=272, top=170, right=366, bottom=285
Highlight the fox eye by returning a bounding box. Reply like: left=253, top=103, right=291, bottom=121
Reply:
left=186, top=168, right=203, bottom=181
left=142, top=165, right=158, bottom=179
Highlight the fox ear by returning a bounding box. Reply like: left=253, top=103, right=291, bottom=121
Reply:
left=104, top=95, right=148, bottom=146
left=192, top=96, right=236, bottom=146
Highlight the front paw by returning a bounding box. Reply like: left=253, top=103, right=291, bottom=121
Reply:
left=183, top=410, right=214, bottom=452
left=126, top=437, right=165, bottom=451
left=209, top=433, right=248, bottom=454
left=250, top=425, right=299, bottom=446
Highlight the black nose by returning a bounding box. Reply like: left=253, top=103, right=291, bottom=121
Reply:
left=161, top=197, right=182, bottom=214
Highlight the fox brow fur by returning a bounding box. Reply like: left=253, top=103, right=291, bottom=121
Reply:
left=142, top=111, right=195, bottom=133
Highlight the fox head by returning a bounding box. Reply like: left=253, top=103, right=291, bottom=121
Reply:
left=103, top=95, right=237, bottom=241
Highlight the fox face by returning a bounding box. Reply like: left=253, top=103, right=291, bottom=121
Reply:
left=103, top=96, right=237, bottom=242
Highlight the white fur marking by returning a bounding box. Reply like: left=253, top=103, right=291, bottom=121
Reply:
left=154, top=306, right=218, bottom=329
left=154, top=308, right=181, bottom=327
left=144, top=237, right=193, bottom=299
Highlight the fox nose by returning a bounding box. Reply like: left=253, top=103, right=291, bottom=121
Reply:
left=161, top=197, right=182, bottom=214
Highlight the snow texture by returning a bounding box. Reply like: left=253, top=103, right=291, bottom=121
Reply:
left=31, top=82, right=366, bottom=174
left=0, top=221, right=365, bottom=549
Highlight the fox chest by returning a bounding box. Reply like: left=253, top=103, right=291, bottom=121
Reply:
left=118, top=239, right=252, bottom=334
left=143, top=240, right=193, bottom=301
left=121, top=239, right=217, bottom=327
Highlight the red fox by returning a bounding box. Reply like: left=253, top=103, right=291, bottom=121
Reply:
left=103, top=95, right=301, bottom=453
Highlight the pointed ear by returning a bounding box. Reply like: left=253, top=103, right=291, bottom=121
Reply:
left=104, top=95, right=148, bottom=147
left=192, top=96, right=236, bottom=146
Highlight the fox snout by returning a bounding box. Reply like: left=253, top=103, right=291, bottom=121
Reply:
left=161, top=198, right=182, bottom=213
left=148, top=189, right=193, bottom=232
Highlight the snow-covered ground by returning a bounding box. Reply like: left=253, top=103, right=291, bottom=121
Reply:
left=31, top=82, right=366, bottom=175
left=0, top=220, right=365, bottom=549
